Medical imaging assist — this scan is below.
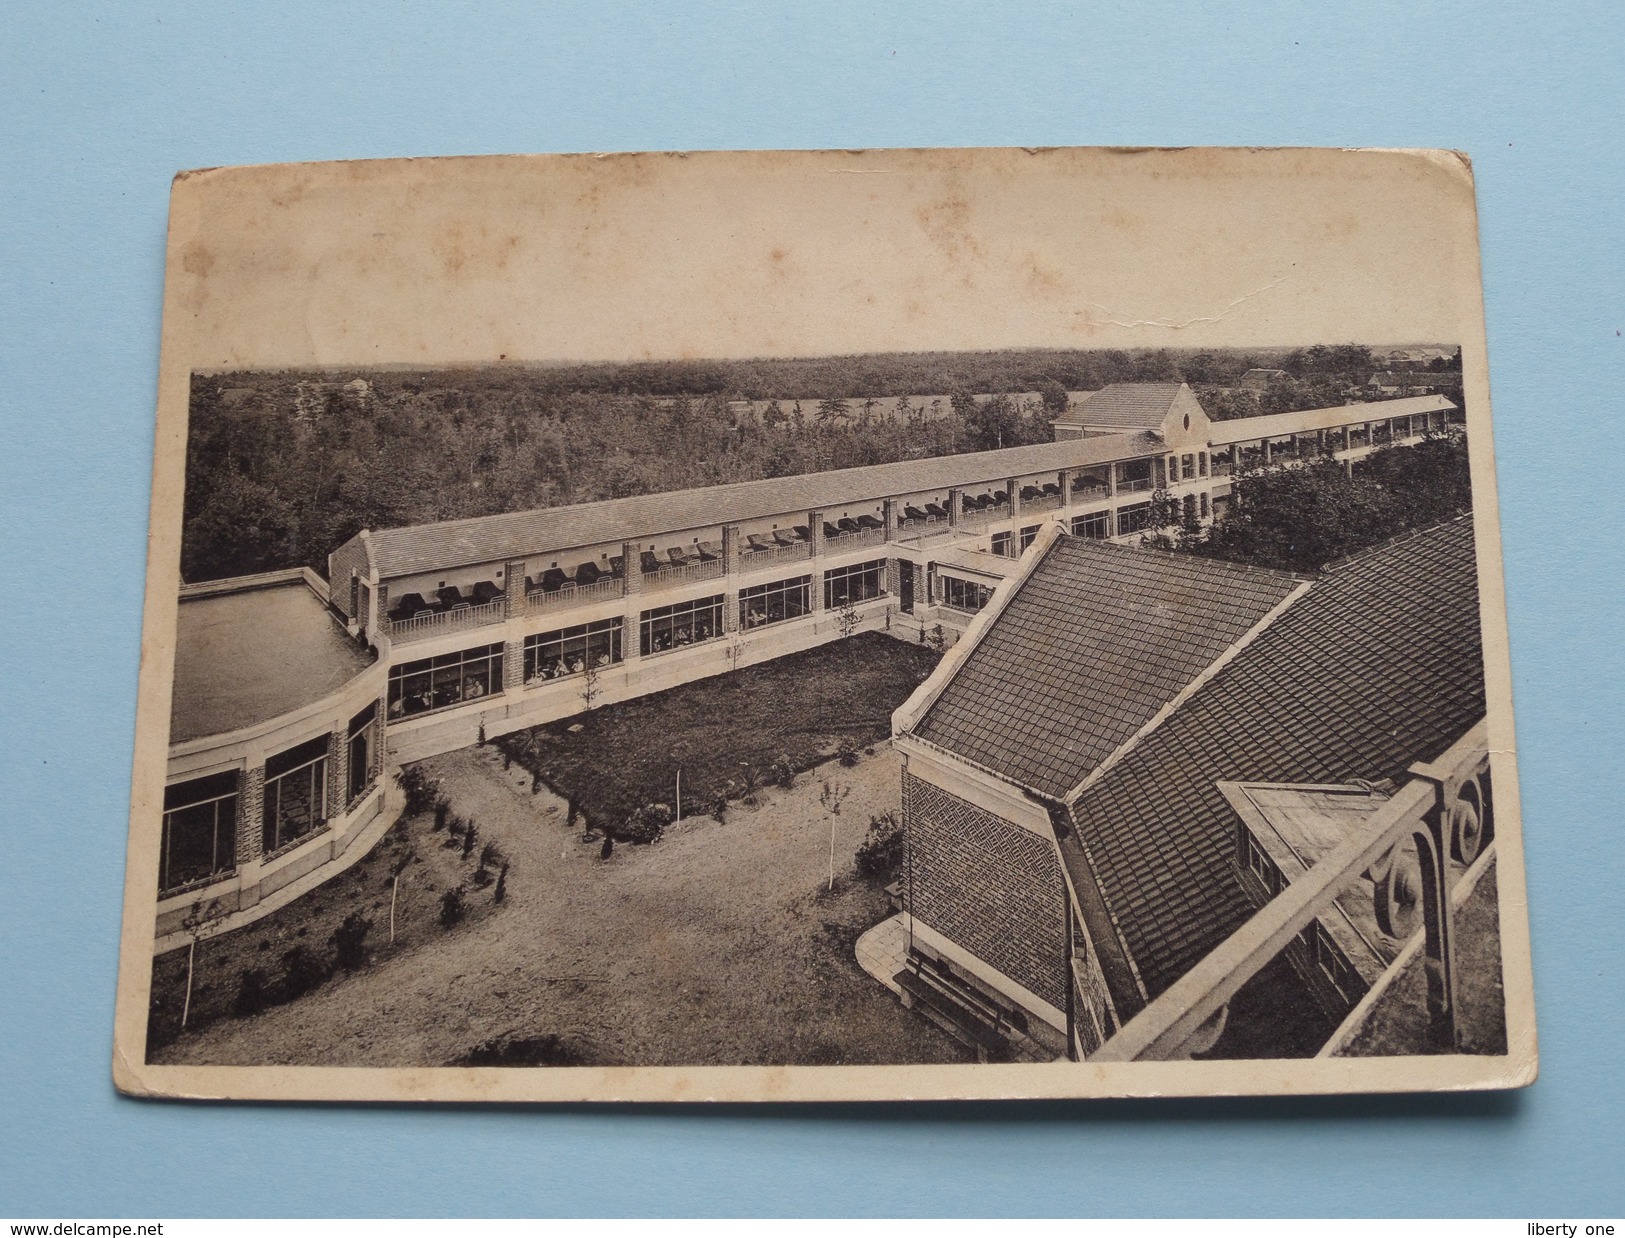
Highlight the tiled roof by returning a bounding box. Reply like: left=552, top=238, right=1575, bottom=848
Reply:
left=1062, top=516, right=1485, bottom=1005
left=1055, top=383, right=1185, bottom=430
left=912, top=537, right=1303, bottom=800
left=361, top=433, right=1160, bottom=578
left=1208, top=394, right=1455, bottom=445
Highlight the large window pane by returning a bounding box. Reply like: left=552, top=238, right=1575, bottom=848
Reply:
left=740, top=575, right=811, bottom=629
left=262, top=735, right=329, bottom=854
left=822, top=558, right=886, bottom=609
left=388, top=643, right=505, bottom=718
left=640, top=595, right=724, bottom=656
left=347, top=703, right=376, bottom=803
left=160, top=771, right=238, bottom=894
left=524, top=618, right=623, bottom=682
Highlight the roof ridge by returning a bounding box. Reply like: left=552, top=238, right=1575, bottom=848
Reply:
left=1318, top=509, right=1473, bottom=575
left=366, top=432, right=1156, bottom=543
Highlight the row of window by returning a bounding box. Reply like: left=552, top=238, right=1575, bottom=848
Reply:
left=160, top=704, right=378, bottom=896
left=385, top=561, right=894, bottom=717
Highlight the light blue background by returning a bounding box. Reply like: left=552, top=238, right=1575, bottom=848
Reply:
left=3, top=1, right=1621, bottom=1218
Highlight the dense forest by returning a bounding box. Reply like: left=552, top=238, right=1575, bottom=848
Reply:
left=182, top=344, right=1461, bottom=582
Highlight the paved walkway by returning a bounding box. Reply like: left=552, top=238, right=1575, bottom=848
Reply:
left=855, top=913, right=910, bottom=995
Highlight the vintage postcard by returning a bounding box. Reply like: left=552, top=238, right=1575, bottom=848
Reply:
left=112, top=146, right=1537, bottom=1102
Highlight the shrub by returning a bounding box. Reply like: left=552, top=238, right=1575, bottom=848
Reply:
left=233, top=967, right=270, bottom=1017
left=439, top=885, right=467, bottom=929
left=279, top=945, right=328, bottom=1000
left=330, top=911, right=372, bottom=971
left=397, top=766, right=441, bottom=818
left=618, top=802, right=672, bottom=845
left=772, top=754, right=796, bottom=790
left=494, top=863, right=509, bottom=904
left=837, top=741, right=859, bottom=768
left=711, top=792, right=729, bottom=823
left=433, top=798, right=451, bottom=832
left=476, top=721, right=487, bottom=747
left=462, top=820, right=478, bottom=858
left=855, top=812, right=905, bottom=879
left=740, top=764, right=762, bottom=795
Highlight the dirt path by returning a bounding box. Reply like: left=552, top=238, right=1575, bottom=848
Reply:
left=156, top=743, right=965, bottom=1068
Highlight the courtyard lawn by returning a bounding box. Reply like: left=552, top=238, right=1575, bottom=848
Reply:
left=500, top=630, right=940, bottom=833
left=151, top=741, right=968, bottom=1069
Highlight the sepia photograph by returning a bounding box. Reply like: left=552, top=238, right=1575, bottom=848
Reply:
left=112, top=146, right=1536, bottom=1102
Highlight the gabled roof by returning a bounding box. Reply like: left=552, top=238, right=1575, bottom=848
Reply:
left=1059, top=516, right=1485, bottom=1005
left=910, top=536, right=1304, bottom=800
left=1054, top=383, right=1187, bottom=430
left=356, top=432, right=1161, bottom=579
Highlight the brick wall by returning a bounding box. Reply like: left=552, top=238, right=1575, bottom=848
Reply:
left=236, top=765, right=265, bottom=865
left=903, top=770, right=1067, bottom=1011
left=327, top=537, right=369, bottom=621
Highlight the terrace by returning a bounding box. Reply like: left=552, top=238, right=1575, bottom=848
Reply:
left=1113, top=460, right=1154, bottom=494
left=386, top=584, right=508, bottom=644
left=1019, top=481, right=1065, bottom=514
left=824, top=515, right=886, bottom=550
left=640, top=544, right=727, bottom=592
left=742, top=527, right=814, bottom=569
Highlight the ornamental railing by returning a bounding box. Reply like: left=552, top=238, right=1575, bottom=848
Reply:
left=825, top=526, right=886, bottom=551
left=741, top=542, right=813, bottom=570
left=524, top=576, right=622, bottom=615
left=642, top=557, right=726, bottom=592
left=1087, top=721, right=1490, bottom=1062
left=386, top=599, right=506, bottom=644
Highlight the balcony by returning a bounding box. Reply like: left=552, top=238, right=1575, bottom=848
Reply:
left=387, top=598, right=506, bottom=644
left=741, top=541, right=813, bottom=571
left=642, top=556, right=726, bottom=592
left=524, top=576, right=622, bottom=616
left=824, top=526, right=886, bottom=551
left=897, top=514, right=948, bottom=533
left=1115, top=477, right=1154, bottom=494
left=1021, top=493, right=1063, bottom=515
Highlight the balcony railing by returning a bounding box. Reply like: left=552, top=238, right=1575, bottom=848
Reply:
left=524, top=576, right=621, bottom=616
left=741, top=541, right=813, bottom=570
left=1115, top=477, right=1154, bottom=494
left=387, top=599, right=506, bottom=644
left=897, top=514, right=947, bottom=532
left=642, top=557, right=726, bottom=592
left=825, top=526, right=886, bottom=551
left=1021, top=494, right=1063, bottom=514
